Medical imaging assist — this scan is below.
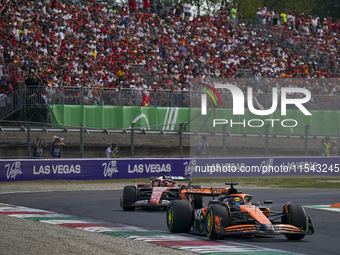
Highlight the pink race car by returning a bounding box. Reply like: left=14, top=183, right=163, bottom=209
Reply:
left=120, top=174, right=203, bottom=211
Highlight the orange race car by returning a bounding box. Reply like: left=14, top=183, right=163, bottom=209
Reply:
left=166, top=182, right=315, bottom=240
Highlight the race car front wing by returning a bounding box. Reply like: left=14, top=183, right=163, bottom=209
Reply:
left=214, top=216, right=315, bottom=236
left=122, top=199, right=171, bottom=208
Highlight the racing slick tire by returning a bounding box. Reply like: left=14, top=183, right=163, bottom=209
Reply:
left=282, top=204, right=307, bottom=240
left=190, top=185, right=205, bottom=209
left=206, top=204, right=229, bottom=240
left=121, top=186, right=137, bottom=211
left=166, top=200, right=193, bottom=233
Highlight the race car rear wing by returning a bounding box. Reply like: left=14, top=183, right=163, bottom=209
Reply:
left=150, top=175, right=191, bottom=181
left=180, top=187, right=228, bottom=198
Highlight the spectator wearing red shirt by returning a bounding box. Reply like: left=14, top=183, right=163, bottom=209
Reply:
left=129, top=0, right=136, bottom=13
left=143, top=0, right=150, bottom=12
left=51, top=0, right=57, bottom=9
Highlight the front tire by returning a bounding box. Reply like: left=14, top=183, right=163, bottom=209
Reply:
left=166, top=200, right=193, bottom=233
left=121, top=186, right=137, bottom=211
left=206, top=204, right=229, bottom=239
left=282, top=204, right=307, bottom=240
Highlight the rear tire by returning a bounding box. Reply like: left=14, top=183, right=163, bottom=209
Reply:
left=282, top=204, right=307, bottom=240
left=206, top=204, right=229, bottom=239
left=190, top=185, right=205, bottom=209
left=166, top=200, right=193, bottom=233
left=121, top=186, right=137, bottom=211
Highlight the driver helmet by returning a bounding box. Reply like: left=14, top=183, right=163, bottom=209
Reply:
left=224, top=196, right=241, bottom=206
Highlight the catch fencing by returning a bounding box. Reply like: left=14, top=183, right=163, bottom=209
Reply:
left=0, top=121, right=338, bottom=159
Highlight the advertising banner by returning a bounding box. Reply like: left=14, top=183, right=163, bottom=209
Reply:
left=188, top=157, right=340, bottom=177
left=49, top=105, right=190, bottom=131
left=1, top=157, right=339, bottom=182
left=50, top=105, right=340, bottom=136
left=0, top=158, right=189, bottom=182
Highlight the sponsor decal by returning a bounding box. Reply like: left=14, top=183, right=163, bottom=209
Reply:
left=129, top=113, right=151, bottom=130
left=5, top=161, right=23, bottom=179
left=128, top=163, right=171, bottom=174
left=184, top=160, right=196, bottom=176
left=102, top=160, right=118, bottom=178
left=163, top=107, right=179, bottom=131
left=33, top=164, right=81, bottom=175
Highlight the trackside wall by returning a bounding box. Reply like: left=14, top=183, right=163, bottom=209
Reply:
left=1, top=157, right=339, bottom=182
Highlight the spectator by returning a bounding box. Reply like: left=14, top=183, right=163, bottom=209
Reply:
left=183, top=0, right=191, bottom=18
left=287, top=11, right=295, bottom=29
left=273, top=11, right=280, bottom=26
left=106, top=143, right=120, bottom=158
left=196, top=136, right=209, bottom=156
left=150, top=0, right=156, bottom=13
left=25, top=73, right=37, bottom=89
left=137, top=0, right=143, bottom=10
left=6, top=80, right=13, bottom=107
left=256, top=8, right=264, bottom=26
left=49, top=137, right=63, bottom=158
left=33, top=137, right=47, bottom=158
left=0, top=89, right=7, bottom=113
left=225, top=4, right=231, bottom=22
left=323, top=137, right=331, bottom=156
left=331, top=141, right=337, bottom=156
left=231, top=4, right=238, bottom=23
left=318, top=139, right=324, bottom=156
left=0, top=0, right=339, bottom=110
left=311, top=15, right=319, bottom=32
left=156, top=0, right=163, bottom=16
left=174, top=1, right=183, bottom=17
left=129, top=0, right=137, bottom=13
left=280, top=10, right=287, bottom=24
left=143, top=0, right=150, bottom=12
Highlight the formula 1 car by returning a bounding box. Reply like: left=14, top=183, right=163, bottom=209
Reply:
left=166, top=182, right=315, bottom=240
left=120, top=174, right=204, bottom=211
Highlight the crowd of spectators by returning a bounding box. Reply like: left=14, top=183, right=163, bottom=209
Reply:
left=0, top=0, right=340, bottom=108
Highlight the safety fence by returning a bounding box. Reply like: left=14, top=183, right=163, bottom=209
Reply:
left=0, top=120, right=339, bottom=160
left=17, top=86, right=340, bottom=111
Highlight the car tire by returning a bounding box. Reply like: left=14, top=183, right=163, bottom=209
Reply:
left=282, top=204, right=307, bottom=240
left=166, top=200, right=193, bottom=233
left=206, top=204, right=229, bottom=239
left=190, top=185, right=205, bottom=209
left=121, top=186, right=137, bottom=211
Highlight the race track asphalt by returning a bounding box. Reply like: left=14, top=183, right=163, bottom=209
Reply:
left=0, top=188, right=339, bottom=255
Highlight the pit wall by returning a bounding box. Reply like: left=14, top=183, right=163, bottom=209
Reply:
left=1, top=157, right=339, bottom=182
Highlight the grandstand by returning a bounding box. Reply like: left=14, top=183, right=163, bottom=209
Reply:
left=0, top=0, right=340, bottom=122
